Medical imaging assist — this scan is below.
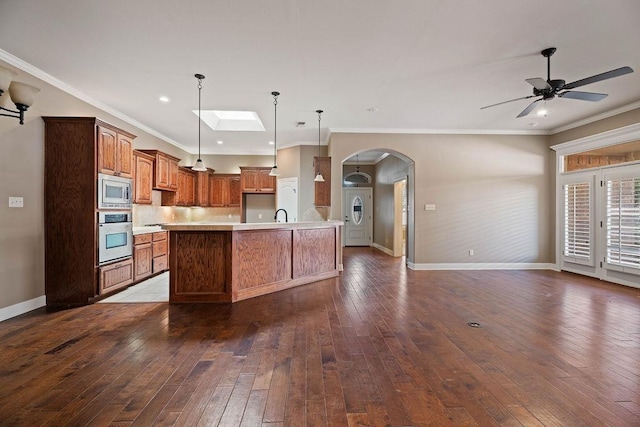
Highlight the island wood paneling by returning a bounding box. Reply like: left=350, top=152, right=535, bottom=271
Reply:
left=232, top=229, right=292, bottom=293
left=164, top=223, right=341, bottom=303
left=169, top=231, right=231, bottom=302
left=293, top=227, right=336, bottom=278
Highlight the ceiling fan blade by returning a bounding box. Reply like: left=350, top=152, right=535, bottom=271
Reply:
left=525, top=78, right=551, bottom=91
left=480, top=95, right=536, bottom=110
left=558, top=91, right=608, bottom=102
left=564, top=66, right=634, bottom=90
left=516, top=99, right=542, bottom=118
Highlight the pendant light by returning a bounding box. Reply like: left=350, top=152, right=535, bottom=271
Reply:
left=269, top=91, right=280, bottom=176
left=192, top=73, right=207, bottom=171
left=313, top=109, right=325, bottom=182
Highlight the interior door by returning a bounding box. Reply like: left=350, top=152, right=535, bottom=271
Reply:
left=344, top=187, right=372, bottom=246
left=277, top=177, right=298, bottom=222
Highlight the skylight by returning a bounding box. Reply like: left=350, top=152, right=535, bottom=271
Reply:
left=194, top=110, right=265, bottom=132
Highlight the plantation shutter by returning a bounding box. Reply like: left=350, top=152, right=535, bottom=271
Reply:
left=606, top=177, right=640, bottom=272
left=563, top=182, right=592, bottom=264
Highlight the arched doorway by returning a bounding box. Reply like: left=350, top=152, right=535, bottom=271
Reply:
left=341, top=149, right=415, bottom=264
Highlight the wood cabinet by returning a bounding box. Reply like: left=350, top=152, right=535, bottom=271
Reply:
left=132, top=150, right=154, bottom=204
left=161, top=167, right=196, bottom=206
left=133, top=231, right=169, bottom=283
left=195, top=169, right=213, bottom=207
left=99, top=258, right=134, bottom=294
left=133, top=233, right=153, bottom=281
left=43, top=117, right=136, bottom=306
left=139, top=150, right=180, bottom=191
left=314, top=156, right=331, bottom=207
left=97, top=125, right=134, bottom=178
left=152, top=231, right=168, bottom=273
left=209, top=174, right=241, bottom=207
left=240, top=167, right=275, bottom=193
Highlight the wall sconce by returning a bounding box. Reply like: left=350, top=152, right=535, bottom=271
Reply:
left=0, top=65, right=40, bottom=125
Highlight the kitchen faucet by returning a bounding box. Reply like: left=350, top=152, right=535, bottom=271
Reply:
left=274, top=208, right=288, bottom=223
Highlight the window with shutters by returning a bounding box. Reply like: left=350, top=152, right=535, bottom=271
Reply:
left=563, top=182, right=592, bottom=265
left=606, top=177, right=640, bottom=273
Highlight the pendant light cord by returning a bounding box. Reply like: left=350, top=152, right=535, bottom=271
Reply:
left=198, top=77, right=202, bottom=159
left=316, top=109, right=323, bottom=157
left=272, top=91, right=279, bottom=165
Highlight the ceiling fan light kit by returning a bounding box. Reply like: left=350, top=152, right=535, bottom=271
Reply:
left=481, top=47, right=634, bottom=118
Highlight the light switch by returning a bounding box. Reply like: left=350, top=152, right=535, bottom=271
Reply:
left=424, top=204, right=436, bottom=211
left=9, top=196, right=24, bottom=208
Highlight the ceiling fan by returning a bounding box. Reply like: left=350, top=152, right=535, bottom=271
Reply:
left=481, top=47, right=634, bottom=118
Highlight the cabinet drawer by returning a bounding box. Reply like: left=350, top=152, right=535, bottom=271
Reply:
left=99, top=258, right=133, bottom=294
left=134, top=233, right=153, bottom=245
left=153, top=240, right=167, bottom=256
left=152, top=231, right=167, bottom=242
left=153, top=255, right=167, bottom=273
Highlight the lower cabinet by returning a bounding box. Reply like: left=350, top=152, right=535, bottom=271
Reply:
left=152, top=231, right=168, bottom=273
left=133, top=233, right=153, bottom=281
left=99, top=258, right=134, bottom=294
left=133, top=230, right=169, bottom=284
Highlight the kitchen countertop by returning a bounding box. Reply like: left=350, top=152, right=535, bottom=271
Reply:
left=161, top=220, right=343, bottom=232
left=132, top=226, right=164, bottom=235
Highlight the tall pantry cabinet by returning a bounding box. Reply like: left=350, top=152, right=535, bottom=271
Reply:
left=43, top=117, right=136, bottom=307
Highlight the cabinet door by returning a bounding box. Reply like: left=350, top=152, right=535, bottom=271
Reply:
left=117, top=134, right=133, bottom=178
left=209, top=175, right=227, bottom=207
left=133, top=154, right=153, bottom=204
left=155, top=154, right=170, bottom=189
left=168, top=159, right=179, bottom=191
left=97, top=126, right=118, bottom=176
left=228, top=176, right=241, bottom=206
left=134, top=243, right=152, bottom=281
left=241, top=170, right=258, bottom=192
left=184, top=172, right=196, bottom=206
left=195, top=171, right=210, bottom=207
left=314, top=157, right=331, bottom=207
left=258, top=169, right=276, bottom=193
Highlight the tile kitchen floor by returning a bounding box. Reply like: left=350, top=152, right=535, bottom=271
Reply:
left=99, top=272, right=169, bottom=303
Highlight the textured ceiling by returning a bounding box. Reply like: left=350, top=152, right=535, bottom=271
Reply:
left=1, top=0, right=639, bottom=156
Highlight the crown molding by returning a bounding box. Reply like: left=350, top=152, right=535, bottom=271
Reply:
left=329, top=127, right=551, bottom=136
left=550, top=100, right=640, bottom=134
left=0, top=49, right=192, bottom=153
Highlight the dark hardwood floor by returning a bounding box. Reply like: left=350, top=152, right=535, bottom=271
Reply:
left=1, top=247, right=640, bottom=426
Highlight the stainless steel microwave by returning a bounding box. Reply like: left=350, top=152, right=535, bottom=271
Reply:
left=98, top=173, right=132, bottom=209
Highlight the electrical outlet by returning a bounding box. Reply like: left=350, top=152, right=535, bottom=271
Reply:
left=469, top=249, right=474, bottom=256
left=9, top=197, right=24, bottom=208
left=424, top=204, right=436, bottom=211
left=258, top=214, right=262, bottom=219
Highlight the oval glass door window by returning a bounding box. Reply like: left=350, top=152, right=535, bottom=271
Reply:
left=352, top=196, right=363, bottom=225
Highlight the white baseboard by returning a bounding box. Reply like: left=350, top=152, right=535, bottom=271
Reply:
left=372, top=243, right=394, bottom=256
left=407, top=262, right=558, bottom=271
left=0, top=295, right=46, bottom=322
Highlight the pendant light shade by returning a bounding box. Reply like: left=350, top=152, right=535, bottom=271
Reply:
left=314, top=109, right=325, bottom=182
left=269, top=91, right=280, bottom=177
left=192, top=73, right=207, bottom=172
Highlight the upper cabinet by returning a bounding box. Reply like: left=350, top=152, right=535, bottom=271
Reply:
left=314, top=157, right=331, bottom=207
left=240, top=167, right=275, bottom=193
left=162, top=167, right=196, bottom=206
left=138, top=150, right=180, bottom=191
left=97, top=125, right=134, bottom=178
left=133, top=150, right=154, bottom=204
left=209, top=174, right=241, bottom=207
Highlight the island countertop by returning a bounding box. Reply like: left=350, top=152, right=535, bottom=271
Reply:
left=163, top=220, right=343, bottom=303
left=161, top=220, right=343, bottom=232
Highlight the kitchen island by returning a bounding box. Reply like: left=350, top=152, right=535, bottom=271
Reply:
left=161, top=221, right=342, bottom=303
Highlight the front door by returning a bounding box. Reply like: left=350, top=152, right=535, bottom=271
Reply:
left=344, top=187, right=372, bottom=246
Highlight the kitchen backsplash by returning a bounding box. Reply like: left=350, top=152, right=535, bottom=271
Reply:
left=132, top=190, right=240, bottom=226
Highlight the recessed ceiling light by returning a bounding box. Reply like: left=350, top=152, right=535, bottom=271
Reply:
left=159, top=96, right=170, bottom=103
left=366, top=107, right=379, bottom=112
left=268, top=141, right=274, bottom=145
left=217, top=140, right=223, bottom=145
left=195, top=110, right=265, bottom=131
